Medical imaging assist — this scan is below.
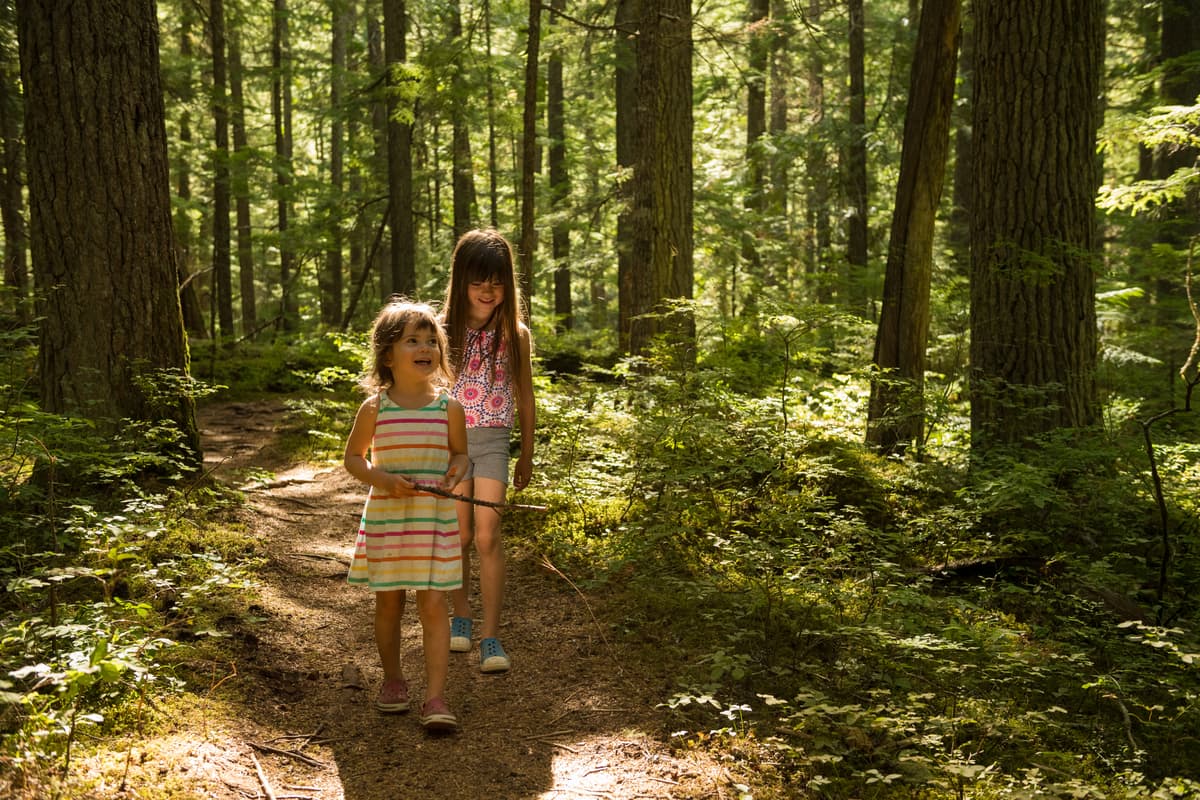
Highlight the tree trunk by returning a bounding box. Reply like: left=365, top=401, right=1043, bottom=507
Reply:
left=170, top=5, right=205, bottom=337
left=766, top=0, right=791, bottom=268
left=17, top=0, right=198, bottom=452
left=0, top=37, right=28, bottom=323
left=548, top=0, right=571, bottom=332
left=615, top=0, right=637, bottom=352
left=323, top=0, right=348, bottom=327
left=519, top=0, right=540, bottom=312
left=845, top=0, right=870, bottom=316
left=383, top=0, right=415, bottom=298
left=740, top=0, right=768, bottom=312
left=804, top=0, right=831, bottom=305
left=626, top=0, right=694, bottom=356
left=368, top=15, right=391, bottom=300
left=228, top=23, right=257, bottom=337
left=866, top=0, right=961, bottom=455
left=484, top=0, right=499, bottom=229
left=969, top=0, right=1102, bottom=449
left=210, top=0, right=233, bottom=337
left=449, top=0, right=477, bottom=238
left=947, top=12, right=972, bottom=276
left=273, top=0, right=298, bottom=331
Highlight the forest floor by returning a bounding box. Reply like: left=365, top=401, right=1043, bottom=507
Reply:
left=90, top=400, right=747, bottom=800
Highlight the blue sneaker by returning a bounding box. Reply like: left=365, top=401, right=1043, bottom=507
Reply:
left=479, top=637, right=510, bottom=673
left=450, top=617, right=472, bottom=652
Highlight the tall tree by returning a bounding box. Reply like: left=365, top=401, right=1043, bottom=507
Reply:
left=969, top=0, right=1103, bottom=448
left=548, top=0, right=571, bottom=331
left=484, top=0, right=499, bottom=228
left=0, top=9, right=28, bottom=323
left=845, top=0, right=870, bottom=315
left=518, top=0, right=540, bottom=310
left=210, top=0, right=234, bottom=338
left=384, top=0, right=415, bottom=298
left=624, top=0, right=694, bottom=356
left=866, top=0, right=961, bottom=454
left=323, top=0, right=348, bottom=327
left=17, top=0, right=198, bottom=451
left=740, top=0, right=769, bottom=312
left=766, top=0, right=791, bottom=242
left=803, top=0, right=832, bottom=304
left=449, top=0, right=477, bottom=238
left=947, top=11, right=973, bottom=276
left=228, top=21, right=257, bottom=337
left=273, top=0, right=298, bottom=331
left=170, top=5, right=206, bottom=337
left=615, top=0, right=637, bottom=352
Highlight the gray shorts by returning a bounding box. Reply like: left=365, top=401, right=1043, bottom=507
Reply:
left=464, top=426, right=512, bottom=484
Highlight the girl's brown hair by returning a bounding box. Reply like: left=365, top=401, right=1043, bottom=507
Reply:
left=440, top=229, right=527, bottom=395
left=361, top=299, right=453, bottom=393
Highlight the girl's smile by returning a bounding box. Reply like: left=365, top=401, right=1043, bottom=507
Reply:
left=468, top=279, right=504, bottom=322
left=385, top=326, right=442, bottom=378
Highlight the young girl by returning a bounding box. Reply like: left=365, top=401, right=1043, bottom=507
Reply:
left=441, top=229, right=536, bottom=673
left=345, top=300, right=470, bottom=731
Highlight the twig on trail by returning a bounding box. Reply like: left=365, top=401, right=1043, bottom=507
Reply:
left=286, top=551, right=351, bottom=566
left=249, top=740, right=327, bottom=768
left=250, top=752, right=277, bottom=800
left=522, top=729, right=576, bottom=741
left=415, top=482, right=548, bottom=512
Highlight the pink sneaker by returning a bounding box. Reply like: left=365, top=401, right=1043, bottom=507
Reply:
left=375, top=679, right=410, bottom=713
left=420, top=697, right=458, bottom=732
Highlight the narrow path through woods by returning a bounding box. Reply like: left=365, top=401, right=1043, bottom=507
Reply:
left=135, top=400, right=735, bottom=800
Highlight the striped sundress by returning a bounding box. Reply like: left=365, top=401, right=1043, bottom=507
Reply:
left=347, top=390, right=463, bottom=591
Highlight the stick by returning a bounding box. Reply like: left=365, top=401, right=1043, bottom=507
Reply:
left=414, top=482, right=548, bottom=512
left=250, top=752, right=277, bottom=800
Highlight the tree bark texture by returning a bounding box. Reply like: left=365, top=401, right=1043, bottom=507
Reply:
left=548, top=0, right=572, bottom=332
left=323, top=0, right=347, bottom=327
left=170, top=5, right=205, bottom=337
left=1, top=36, right=28, bottom=322
left=449, top=0, right=477, bottom=239
left=625, top=0, right=694, bottom=356
left=740, top=0, right=768, bottom=307
left=17, top=0, right=197, bottom=449
left=384, top=0, right=415, bottom=299
left=211, top=0, right=234, bottom=337
left=615, top=0, right=637, bottom=352
left=273, top=0, right=298, bottom=329
left=229, top=25, right=257, bottom=336
left=845, top=0, right=869, bottom=316
left=969, top=0, right=1102, bottom=447
left=867, top=0, right=961, bottom=454
left=519, top=0, right=540, bottom=311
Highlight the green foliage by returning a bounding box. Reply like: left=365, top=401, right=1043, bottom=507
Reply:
left=522, top=315, right=1200, bottom=800
left=0, top=352, right=260, bottom=793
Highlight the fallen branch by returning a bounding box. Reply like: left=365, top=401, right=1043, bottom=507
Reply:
left=249, top=740, right=327, bottom=768
left=251, top=752, right=277, bottom=800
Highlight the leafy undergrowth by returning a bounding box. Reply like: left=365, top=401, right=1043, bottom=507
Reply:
left=524, top=338, right=1200, bottom=799
left=4, top=328, right=1199, bottom=799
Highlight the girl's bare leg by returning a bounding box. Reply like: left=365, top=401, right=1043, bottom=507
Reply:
left=417, top=590, right=450, bottom=699
left=375, top=589, right=406, bottom=681
left=472, top=477, right=507, bottom=640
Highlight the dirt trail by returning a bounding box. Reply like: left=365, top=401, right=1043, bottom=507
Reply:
left=125, top=400, right=730, bottom=800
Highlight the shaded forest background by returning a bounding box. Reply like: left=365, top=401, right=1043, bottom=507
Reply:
left=2, top=0, right=1200, bottom=797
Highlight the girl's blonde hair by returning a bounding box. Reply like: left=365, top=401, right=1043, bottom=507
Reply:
left=440, top=229, right=528, bottom=394
left=361, top=298, right=453, bottom=393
